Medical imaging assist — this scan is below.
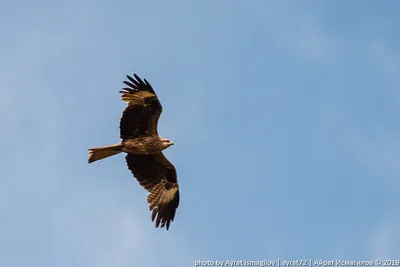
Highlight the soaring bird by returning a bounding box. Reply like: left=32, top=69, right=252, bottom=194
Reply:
left=88, top=74, right=179, bottom=230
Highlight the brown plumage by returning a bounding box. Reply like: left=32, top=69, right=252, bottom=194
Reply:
left=88, top=73, right=179, bottom=230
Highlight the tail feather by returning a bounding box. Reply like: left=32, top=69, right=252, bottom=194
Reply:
left=88, top=143, right=123, bottom=163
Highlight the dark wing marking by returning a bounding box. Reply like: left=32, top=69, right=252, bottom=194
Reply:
left=119, top=74, right=163, bottom=139
left=126, top=152, right=179, bottom=230
left=148, top=97, right=162, bottom=136
left=120, top=105, right=151, bottom=139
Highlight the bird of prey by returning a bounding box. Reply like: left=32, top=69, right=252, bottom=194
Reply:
left=88, top=74, right=179, bottom=230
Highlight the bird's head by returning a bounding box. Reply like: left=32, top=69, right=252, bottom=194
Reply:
left=160, top=137, right=174, bottom=149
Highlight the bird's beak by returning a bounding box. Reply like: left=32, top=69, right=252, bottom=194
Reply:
left=171, top=142, right=174, bottom=146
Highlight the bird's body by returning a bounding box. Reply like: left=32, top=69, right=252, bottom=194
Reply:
left=88, top=74, right=179, bottom=230
left=122, top=136, right=173, bottom=154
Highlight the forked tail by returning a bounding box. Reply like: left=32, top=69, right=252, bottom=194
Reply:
left=88, top=143, right=123, bottom=163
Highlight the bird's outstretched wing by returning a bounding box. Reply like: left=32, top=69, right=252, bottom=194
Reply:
left=126, top=152, right=180, bottom=230
left=119, top=74, right=163, bottom=139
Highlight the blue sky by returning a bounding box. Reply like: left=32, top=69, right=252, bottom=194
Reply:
left=1, top=0, right=400, bottom=266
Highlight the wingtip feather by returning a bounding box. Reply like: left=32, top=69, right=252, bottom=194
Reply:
left=133, top=73, right=145, bottom=84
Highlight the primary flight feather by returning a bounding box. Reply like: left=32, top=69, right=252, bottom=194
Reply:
left=88, top=74, right=179, bottom=230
